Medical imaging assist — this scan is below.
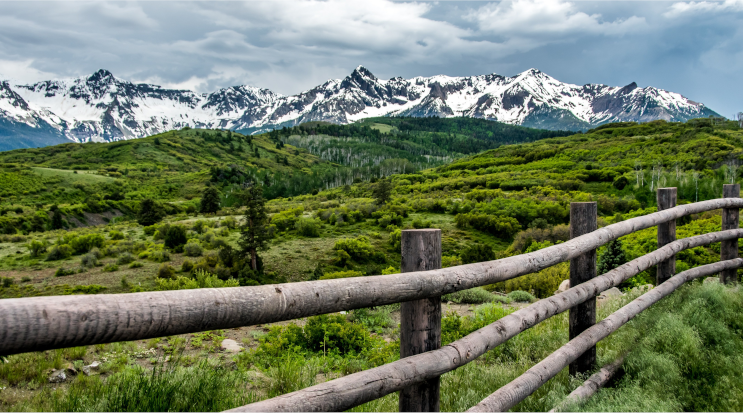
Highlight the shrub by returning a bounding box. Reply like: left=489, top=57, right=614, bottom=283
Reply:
left=109, top=230, right=125, bottom=240
left=138, top=199, right=165, bottom=226
left=20, top=276, right=31, bottom=282
left=220, top=216, right=237, bottom=229
left=149, top=250, right=171, bottom=263
left=1, top=276, right=14, bottom=287
left=295, top=218, right=321, bottom=237
left=117, top=252, right=136, bottom=265
left=103, top=263, right=119, bottom=272
left=164, top=225, right=188, bottom=251
left=454, top=213, right=521, bottom=238
left=27, top=239, right=47, bottom=257
left=155, top=269, right=239, bottom=290
left=442, top=287, right=500, bottom=304
left=501, top=262, right=569, bottom=298
left=158, top=264, right=175, bottom=280
left=46, top=244, right=72, bottom=261
left=80, top=253, right=99, bottom=268
left=460, top=244, right=495, bottom=264
left=319, top=270, right=363, bottom=280
left=412, top=218, right=433, bottom=229
left=183, top=242, right=203, bottom=257
left=55, top=267, right=76, bottom=277
left=143, top=225, right=158, bottom=236
left=67, top=233, right=105, bottom=255
left=271, top=207, right=303, bottom=231
left=181, top=260, right=194, bottom=273
left=507, top=290, right=536, bottom=302
left=129, top=261, right=144, bottom=268
left=333, top=236, right=374, bottom=261
left=442, top=255, right=462, bottom=268
left=388, top=228, right=402, bottom=250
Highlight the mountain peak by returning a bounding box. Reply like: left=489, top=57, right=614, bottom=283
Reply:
left=88, top=69, right=116, bottom=84
left=351, top=65, right=376, bottom=79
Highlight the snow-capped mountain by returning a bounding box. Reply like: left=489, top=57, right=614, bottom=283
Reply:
left=0, top=66, right=719, bottom=150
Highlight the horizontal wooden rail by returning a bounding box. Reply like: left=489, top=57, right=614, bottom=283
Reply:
left=2, top=198, right=741, bottom=357
left=468, top=257, right=743, bottom=412
left=547, top=354, right=626, bottom=413
left=232, top=229, right=743, bottom=412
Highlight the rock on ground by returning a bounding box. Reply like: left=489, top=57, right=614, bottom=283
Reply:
left=221, top=339, right=243, bottom=353
left=48, top=369, right=67, bottom=383
left=598, top=287, right=624, bottom=299
left=704, top=277, right=720, bottom=284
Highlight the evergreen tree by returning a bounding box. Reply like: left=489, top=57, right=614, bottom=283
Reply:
left=597, top=239, right=628, bottom=275
left=137, top=198, right=165, bottom=226
left=50, top=205, right=64, bottom=230
left=238, top=183, right=272, bottom=271
left=200, top=186, right=221, bottom=214
left=373, top=178, right=392, bottom=205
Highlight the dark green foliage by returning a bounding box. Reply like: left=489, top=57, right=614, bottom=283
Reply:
left=1, top=276, right=14, bottom=287
left=238, top=184, right=272, bottom=271
left=455, top=213, right=521, bottom=238
left=137, top=199, right=165, bottom=226
left=460, top=244, right=496, bottom=264
left=46, top=244, right=72, bottom=261
left=50, top=205, right=64, bottom=230
left=54, top=267, right=76, bottom=277
left=506, top=290, right=536, bottom=302
left=295, top=218, right=321, bottom=237
left=613, top=175, right=629, bottom=190
left=372, top=179, right=392, bottom=205
left=157, top=264, right=175, bottom=280
left=255, top=314, right=375, bottom=359
left=164, top=225, right=188, bottom=251
left=199, top=186, right=221, bottom=214
left=597, top=239, right=628, bottom=275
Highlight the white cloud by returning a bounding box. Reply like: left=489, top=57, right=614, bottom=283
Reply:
left=469, top=0, right=646, bottom=37
left=0, top=59, right=59, bottom=84
left=664, top=0, right=743, bottom=18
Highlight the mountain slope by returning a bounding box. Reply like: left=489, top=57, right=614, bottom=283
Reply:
left=0, top=67, right=719, bottom=150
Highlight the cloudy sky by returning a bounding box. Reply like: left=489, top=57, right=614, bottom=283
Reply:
left=0, top=0, right=741, bottom=117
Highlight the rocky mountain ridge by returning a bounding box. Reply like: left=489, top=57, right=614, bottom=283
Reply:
left=0, top=66, right=719, bottom=150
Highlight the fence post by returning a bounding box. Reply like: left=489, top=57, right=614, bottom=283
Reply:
left=399, top=229, right=442, bottom=412
left=656, top=188, right=677, bottom=284
left=721, top=184, right=740, bottom=284
left=569, top=202, right=597, bottom=376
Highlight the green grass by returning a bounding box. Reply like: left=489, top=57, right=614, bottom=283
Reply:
left=31, top=167, right=116, bottom=184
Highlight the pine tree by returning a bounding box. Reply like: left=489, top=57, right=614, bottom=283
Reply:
left=597, top=239, right=628, bottom=275
left=50, top=205, right=64, bottom=230
left=238, top=183, right=272, bottom=271
left=373, top=178, right=392, bottom=205
left=137, top=198, right=165, bottom=226
left=199, top=186, right=221, bottom=214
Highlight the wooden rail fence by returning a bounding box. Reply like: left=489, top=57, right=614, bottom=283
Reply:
left=1, top=185, right=741, bottom=412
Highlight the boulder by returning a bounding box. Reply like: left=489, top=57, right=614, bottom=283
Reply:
left=558, top=279, right=570, bottom=293
left=599, top=287, right=623, bottom=300
left=82, top=361, right=101, bottom=376
left=704, top=277, right=720, bottom=284
left=48, top=369, right=67, bottom=383
left=221, top=339, right=243, bottom=353
left=64, top=363, right=78, bottom=376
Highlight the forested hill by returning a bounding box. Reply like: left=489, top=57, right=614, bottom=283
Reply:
left=283, top=117, right=573, bottom=169
left=427, top=118, right=743, bottom=205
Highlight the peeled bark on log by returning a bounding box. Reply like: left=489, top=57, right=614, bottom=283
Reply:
left=232, top=229, right=743, bottom=412
left=548, top=354, right=626, bottom=412
left=3, top=199, right=741, bottom=357
left=469, top=258, right=743, bottom=412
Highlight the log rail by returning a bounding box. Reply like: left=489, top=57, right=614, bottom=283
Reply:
left=0, top=186, right=741, bottom=412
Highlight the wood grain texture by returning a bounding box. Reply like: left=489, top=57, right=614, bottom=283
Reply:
left=399, top=229, right=442, bottom=412
left=548, top=355, right=626, bottom=412
left=722, top=184, right=740, bottom=284
left=469, top=257, right=743, bottom=412
left=233, top=229, right=743, bottom=412
left=656, top=188, right=677, bottom=284
left=569, top=202, right=597, bottom=376
left=2, top=198, right=743, bottom=357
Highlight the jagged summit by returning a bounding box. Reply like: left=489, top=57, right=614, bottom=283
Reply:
left=0, top=66, right=720, bottom=149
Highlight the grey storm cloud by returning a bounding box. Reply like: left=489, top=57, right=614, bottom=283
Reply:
left=0, top=0, right=741, bottom=117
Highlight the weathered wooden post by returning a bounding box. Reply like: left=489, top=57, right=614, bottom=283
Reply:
left=656, top=188, right=677, bottom=284
left=399, top=229, right=442, bottom=412
left=721, top=184, right=740, bottom=284
left=569, top=202, right=597, bottom=376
